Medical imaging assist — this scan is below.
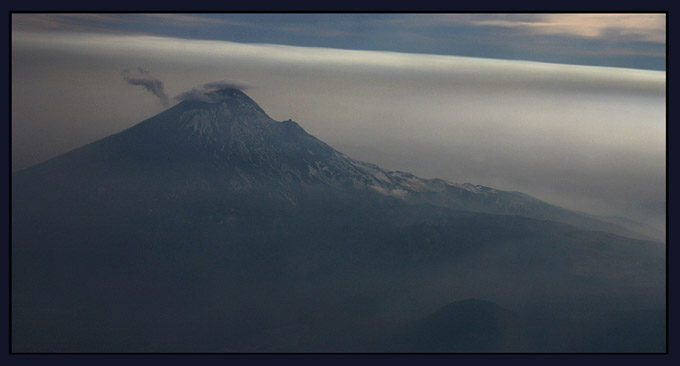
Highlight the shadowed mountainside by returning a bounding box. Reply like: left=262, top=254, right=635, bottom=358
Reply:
left=12, top=88, right=665, bottom=352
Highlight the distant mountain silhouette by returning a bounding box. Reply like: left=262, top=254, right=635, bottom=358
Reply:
left=15, top=88, right=654, bottom=240
left=11, top=88, right=665, bottom=352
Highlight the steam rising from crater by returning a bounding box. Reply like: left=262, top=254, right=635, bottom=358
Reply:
left=121, top=68, right=169, bottom=106
left=175, top=79, right=252, bottom=102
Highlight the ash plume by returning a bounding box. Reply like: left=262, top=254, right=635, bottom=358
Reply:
left=121, top=68, right=169, bottom=106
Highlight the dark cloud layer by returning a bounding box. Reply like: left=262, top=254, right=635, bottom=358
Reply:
left=11, top=13, right=666, bottom=71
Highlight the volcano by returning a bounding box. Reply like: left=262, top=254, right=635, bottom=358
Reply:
left=11, top=88, right=665, bottom=352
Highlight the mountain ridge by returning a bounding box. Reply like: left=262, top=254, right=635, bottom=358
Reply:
left=13, top=87, right=658, bottom=242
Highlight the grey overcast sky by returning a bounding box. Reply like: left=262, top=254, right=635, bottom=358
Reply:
left=11, top=13, right=666, bottom=230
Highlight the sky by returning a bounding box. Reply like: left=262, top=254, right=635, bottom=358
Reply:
left=11, top=13, right=666, bottom=70
left=11, top=13, right=666, bottom=229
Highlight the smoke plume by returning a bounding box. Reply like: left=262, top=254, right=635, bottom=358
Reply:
left=121, top=68, right=169, bottom=106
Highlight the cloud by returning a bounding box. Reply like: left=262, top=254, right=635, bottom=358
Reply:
left=141, top=14, right=253, bottom=27
left=11, top=14, right=665, bottom=70
left=203, top=80, right=251, bottom=91
left=11, top=13, right=252, bottom=34
left=455, top=14, right=666, bottom=43
left=121, top=68, right=169, bottom=106
left=174, top=87, right=212, bottom=103
left=175, top=80, right=252, bottom=102
left=379, top=14, right=665, bottom=46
